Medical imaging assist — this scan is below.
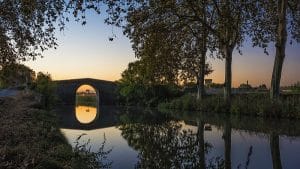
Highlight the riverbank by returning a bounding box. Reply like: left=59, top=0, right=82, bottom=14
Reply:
left=76, top=95, right=97, bottom=107
left=0, top=91, right=110, bottom=168
left=158, top=93, right=300, bottom=119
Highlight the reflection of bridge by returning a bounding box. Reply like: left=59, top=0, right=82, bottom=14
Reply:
left=58, top=106, right=121, bottom=130
left=55, top=78, right=117, bottom=105
left=59, top=104, right=300, bottom=137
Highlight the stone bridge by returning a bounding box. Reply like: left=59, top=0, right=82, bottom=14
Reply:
left=55, top=78, right=117, bottom=105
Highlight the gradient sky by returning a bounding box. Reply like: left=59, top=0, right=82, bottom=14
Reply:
left=24, top=12, right=300, bottom=87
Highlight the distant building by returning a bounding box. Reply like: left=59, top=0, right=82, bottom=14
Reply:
left=239, top=80, right=252, bottom=89
left=205, top=79, right=213, bottom=87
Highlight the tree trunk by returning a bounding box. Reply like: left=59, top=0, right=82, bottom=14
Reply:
left=197, top=120, right=205, bottom=169
left=223, top=119, right=232, bottom=169
left=224, top=47, right=233, bottom=103
left=270, top=0, right=287, bottom=100
left=270, top=133, right=282, bottom=169
left=197, top=51, right=206, bottom=100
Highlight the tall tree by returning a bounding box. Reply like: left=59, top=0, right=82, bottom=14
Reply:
left=249, top=0, right=300, bottom=99
left=104, top=0, right=214, bottom=100
left=117, top=57, right=182, bottom=106
left=204, top=0, right=251, bottom=103
left=0, top=0, right=101, bottom=65
left=104, top=0, right=251, bottom=103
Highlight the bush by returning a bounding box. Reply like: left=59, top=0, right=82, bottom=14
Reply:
left=159, top=93, right=300, bottom=119
left=34, top=72, right=56, bottom=109
left=117, top=82, right=183, bottom=107
left=0, top=92, right=112, bottom=169
left=0, top=63, right=35, bottom=89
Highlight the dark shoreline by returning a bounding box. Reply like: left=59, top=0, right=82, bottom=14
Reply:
left=0, top=91, right=110, bottom=168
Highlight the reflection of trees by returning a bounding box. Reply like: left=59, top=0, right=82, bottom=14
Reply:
left=120, top=120, right=213, bottom=169
left=223, top=119, right=231, bottom=169
left=198, top=121, right=206, bottom=169
left=270, top=132, right=282, bottom=169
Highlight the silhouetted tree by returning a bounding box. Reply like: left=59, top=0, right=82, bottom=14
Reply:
left=104, top=0, right=215, bottom=100
left=104, top=0, right=253, bottom=103
left=0, top=0, right=101, bottom=65
left=117, top=59, right=182, bottom=106
left=249, top=0, right=300, bottom=99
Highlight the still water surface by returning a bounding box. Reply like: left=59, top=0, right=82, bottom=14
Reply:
left=75, top=105, right=98, bottom=124
left=59, top=105, right=300, bottom=169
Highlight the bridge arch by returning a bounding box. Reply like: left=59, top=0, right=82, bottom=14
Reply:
left=75, top=84, right=100, bottom=124
left=75, top=84, right=100, bottom=105
left=55, top=78, right=117, bottom=106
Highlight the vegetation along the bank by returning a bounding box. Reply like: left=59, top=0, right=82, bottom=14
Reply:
left=158, top=93, right=300, bottom=119
left=0, top=65, right=111, bottom=168
left=76, top=95, right=98, bottom=107
left=105, top=0, right=300, bottom=118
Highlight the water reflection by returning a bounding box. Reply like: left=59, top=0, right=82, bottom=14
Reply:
left=270, top=133, right=282, bottom=169
left=223, top=118, right=231, bottom=169
left=75, top=84, right=99, bottom=124
left=75, top=105, right=98, bottom=124
left=58, top=107, right=300, bottom=169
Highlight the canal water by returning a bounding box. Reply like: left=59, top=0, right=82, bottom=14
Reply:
left=58, top=105, right=300, bottom=169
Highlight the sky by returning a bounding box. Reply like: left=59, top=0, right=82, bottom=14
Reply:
left=24, top=11, right=300, bottom=87
left=76, top=85, right=96, bottom=93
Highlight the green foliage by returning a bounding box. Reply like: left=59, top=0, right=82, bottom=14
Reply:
left=34, top=72, right=56, bottom=109
left=105, top=0, right=255, bottom=101
left=119, top=120, right=213, bottom=169
left=0, top=1, right=101, bottom=64
left=0, top=93, right=111, bottom=169
left=71, top=134, right=112, bottom=169
left=159, top=93, right=300, bottom=119
left=76, top=95, right=97, bottom=107
left=118, top=82, right=182, bottom=107
left=209, top=83, right=224, bottom=89
left=248, top=0, right=300, bottom=99
left=117, top=60, right=183, bottom=107
left=290, top=82, right=300, bottom=92
left=0, top=63, right=35, bottom=88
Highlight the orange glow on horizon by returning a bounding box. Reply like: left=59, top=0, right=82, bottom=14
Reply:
left=76, top=85, right=97, bottom=93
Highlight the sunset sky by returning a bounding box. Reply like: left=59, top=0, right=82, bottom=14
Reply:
left=24, top=11, right=300, bottom=87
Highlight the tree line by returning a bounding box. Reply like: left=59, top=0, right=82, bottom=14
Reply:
left=105, top=0, right=300, bottom=103
left=0, top=0, right=299, bottom=104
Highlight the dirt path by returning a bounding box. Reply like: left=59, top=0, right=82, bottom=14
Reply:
left=0, top=92, right=73, bottom=168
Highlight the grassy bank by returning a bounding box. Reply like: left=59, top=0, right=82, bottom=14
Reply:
left=158, top=93, right=300, bottom=119
left=0, top=92, right=110, bottom=168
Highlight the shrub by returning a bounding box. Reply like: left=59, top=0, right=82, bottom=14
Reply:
left=117, top=82, right=183, bottom=107
left=0, top=63, right=36, bottom=89
left=159, top=93, right=300, bottom=119
left=34, top=72, right=56, bottom=109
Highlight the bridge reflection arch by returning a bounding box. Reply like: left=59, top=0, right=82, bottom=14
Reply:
left=75, top=84, right=100, bottom=124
